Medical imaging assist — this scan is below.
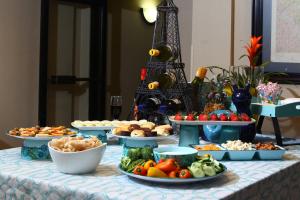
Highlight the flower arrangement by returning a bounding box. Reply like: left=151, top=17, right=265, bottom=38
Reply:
left=256, top=82, right=282, bottom=104
left=230, top=36, right=265, bottom=94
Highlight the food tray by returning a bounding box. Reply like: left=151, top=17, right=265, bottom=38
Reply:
left=6, top=133, right=76, bottom=141
left=256, top=146, right=286, bottom=160
left=117, top=165, right=227, bottom=184
left=71, top=123, right=115, bottom=131
left=192, top=145, right=286, bottom=160
left=192, top=145, right=226, bottom=160
left=112, top=134, right=174, bottom=141
left=169, top=116, right=256, bottom=126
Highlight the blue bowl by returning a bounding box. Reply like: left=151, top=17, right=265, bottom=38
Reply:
left=153, top=146, right=198, bottom=167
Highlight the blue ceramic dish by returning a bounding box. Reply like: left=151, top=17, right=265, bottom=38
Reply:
left=153, top=146, right=198, bottom=167
left=256, top=146, right=286, bottom=160
left=192, top=144, right=226, bottom=160
left=227, top=150, right=256, bottom=160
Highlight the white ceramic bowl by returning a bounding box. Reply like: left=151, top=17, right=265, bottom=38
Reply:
left=48, top=142, right=106, bottom=174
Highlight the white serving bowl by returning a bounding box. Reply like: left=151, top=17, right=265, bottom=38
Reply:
left=48, top=142, right=106, bottom=174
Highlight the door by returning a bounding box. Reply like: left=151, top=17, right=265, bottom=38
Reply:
left=39, top=0, right=107, bottom=126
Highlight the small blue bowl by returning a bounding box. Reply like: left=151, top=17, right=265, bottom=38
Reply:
left=153, top=146, right=198, bottom=167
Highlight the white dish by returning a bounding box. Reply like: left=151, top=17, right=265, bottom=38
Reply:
left=118, top=165, right=227, bottom=183
left=7, top=133, right=76, bottom=141
left=169, top=116, right=255, bottom=126
left=112, top=134, right=174, bottom=141
left=48, top=142, right=106, bottom=174
left=71, top=122, right=115, bottom=131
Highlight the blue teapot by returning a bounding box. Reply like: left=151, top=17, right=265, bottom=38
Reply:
left=203, top=110, right=241, bottom=144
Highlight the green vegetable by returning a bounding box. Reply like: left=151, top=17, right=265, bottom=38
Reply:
left=202, top=164, right=216, bottom=176
left=141, top=147, right=153, bottom=160
left=188, top=162, right=205, bottom=178
left=120, top=156, right=131, bottom=171
left=126, top=159, right=145, bottom=173
left=127, top=148, right=142, bottom=161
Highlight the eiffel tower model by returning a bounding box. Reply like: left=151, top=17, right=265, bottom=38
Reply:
left=128, top=0, right=192, bottom=121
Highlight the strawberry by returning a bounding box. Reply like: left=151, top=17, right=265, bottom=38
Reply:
left=210, top=114, right=218, bottom=121
left=230, top=113, right=239, bottom=121
left=219, top=114, right=228, bottom=121
left=240, top=113, right=251, bottom=121
left=198, top=113, right=209, bottom=121
left=186, top=114, right=195, bottom=121
left=174, top=113, right=183, bottom=121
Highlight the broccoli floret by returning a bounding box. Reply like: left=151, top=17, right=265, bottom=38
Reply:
left=120, top=156, right=131, bottom=171
left=141, top=147, right=154, bottom=160
left=127, top=148, right=142, bottom=161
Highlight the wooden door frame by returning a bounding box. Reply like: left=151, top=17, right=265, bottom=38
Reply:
left=39, top=0, right=107, bottom=125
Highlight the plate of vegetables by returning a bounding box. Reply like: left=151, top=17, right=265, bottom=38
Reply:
left=118, top=154, right=227, bottom=183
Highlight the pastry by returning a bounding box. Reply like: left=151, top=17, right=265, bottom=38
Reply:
left=112, top=127, right=122, bottom=135
left=129, top=124, right=141, bottom=131
left=120, top=131, right=131, bottom=136
left=140, top=122, right=155, bottom=130
left=130, top=130, right=145, bottom=137
left=145, top=130, right=157, bottom=137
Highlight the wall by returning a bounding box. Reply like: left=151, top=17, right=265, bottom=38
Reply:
left=0, top=0, right=40, bottom=149
left=107, top=0, right=155, bottom=119
left=177, top=0, right=300, bottom=138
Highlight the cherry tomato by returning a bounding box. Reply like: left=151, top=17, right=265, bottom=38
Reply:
left=133, top=166, right=147, bottom=176
left=174, top=113, right=183, bottom=120
left=168, top=170, right=179, bottom=178
left=186, top=114, right=195, bottom=121
left=179, top=169, right=192, bottom=178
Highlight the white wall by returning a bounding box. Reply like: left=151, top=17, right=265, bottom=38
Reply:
left=0, top=0, right=40, bottom=148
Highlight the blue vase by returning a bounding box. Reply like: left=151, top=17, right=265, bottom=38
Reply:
left=232, top=84, right=252, bottom=116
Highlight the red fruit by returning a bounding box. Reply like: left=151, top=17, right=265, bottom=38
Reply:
left=174, top=113, right=183, bottom=121
left=230, top=116, right=239, bottom=121
left=198, top=114, right=209, bottom=121
left=230, top=113, right=239, bottom=121
left=219, top=114, right=228, bottom=121
left=240, top=113, right=251, bottom=121
left=186, top=114, right=195, bottom=121
left=210, top=114, right=218, bottom=121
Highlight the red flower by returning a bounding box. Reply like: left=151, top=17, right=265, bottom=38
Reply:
left=244, top=36, right=262, bottom=67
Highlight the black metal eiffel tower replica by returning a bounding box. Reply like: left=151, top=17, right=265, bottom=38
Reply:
left=128, top=0, right=192, bottom=121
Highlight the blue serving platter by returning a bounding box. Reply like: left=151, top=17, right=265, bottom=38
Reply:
left=7, top=133, right=76, bottom=160
left=118, top=164, right=227, bottom=184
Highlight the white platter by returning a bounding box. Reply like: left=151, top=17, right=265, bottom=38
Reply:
left=112, top=134, right=174, bottom=141
left=169, top=116, right=255, bottom=126
left=71, top=122, right=115, bottom=131
left=118, top=165, right=227, bottom=183
left=6, top=133, right=77, bottom=141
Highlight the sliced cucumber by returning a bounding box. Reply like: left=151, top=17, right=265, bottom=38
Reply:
left=203, top=165, right=216, bottom=176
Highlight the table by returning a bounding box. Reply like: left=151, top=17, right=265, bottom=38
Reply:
left=0, top=140, right=300, bottom=200
left=251, top=101, right=300, bottom=146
